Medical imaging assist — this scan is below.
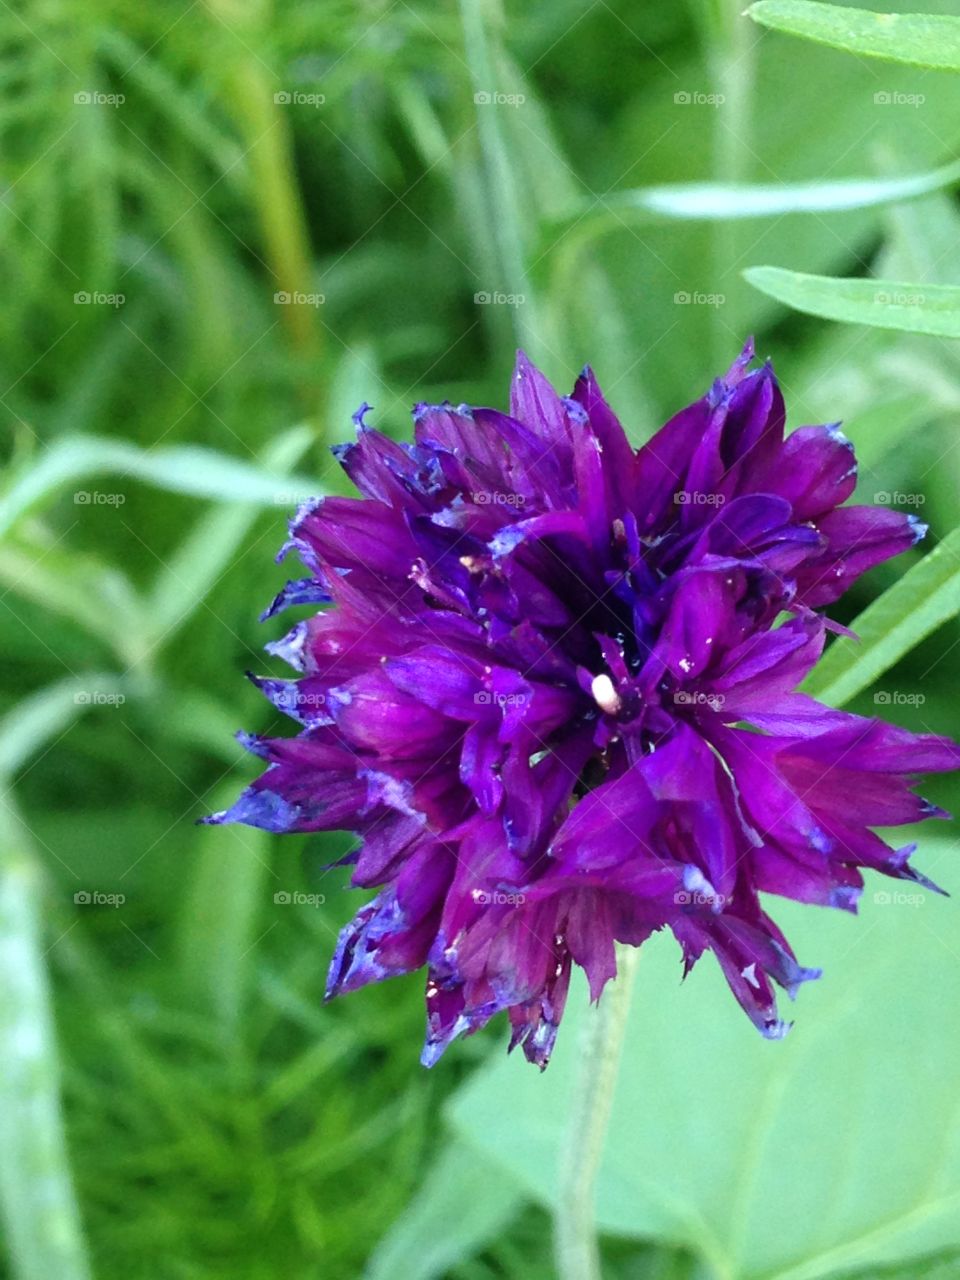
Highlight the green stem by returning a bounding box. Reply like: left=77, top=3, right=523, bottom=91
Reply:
left=554, top=945, right=640, bottom=1280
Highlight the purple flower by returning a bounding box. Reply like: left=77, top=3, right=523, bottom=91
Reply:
left=207, top=342, right=959, bottom=1067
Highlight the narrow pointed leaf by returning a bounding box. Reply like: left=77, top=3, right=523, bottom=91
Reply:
left=806, top=526, right=960, bottom=707
left=748, top=1, right=960, bottom=71
left=744, top=266, right=960, bottom=338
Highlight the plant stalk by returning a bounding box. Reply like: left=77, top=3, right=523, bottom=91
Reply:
left=553, top=945, right=640, bottom=1280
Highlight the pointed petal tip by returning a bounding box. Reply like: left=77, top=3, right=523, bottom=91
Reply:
left=351, top=401, right=373, bottom=429
left=196, top=811, right=226, bottom=827
left=761, top=1018, right=793, bottom=1041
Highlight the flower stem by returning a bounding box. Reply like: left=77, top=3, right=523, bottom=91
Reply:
left=554, top=945, right=640, bottom=1280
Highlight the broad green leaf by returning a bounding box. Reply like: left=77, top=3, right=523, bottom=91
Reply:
left=805, top=526, right=960, bottom=707
left=365, top=1142, right=522, bottom=1280
left=449, top=880, right=960, bottom=1280
left=744, top=266, right=960, bottom=337
left=0, top=808, right=91, bottom=1280
left=748, top=1, right=960, bottom=71
left=0, top=435, right=319, bottom=540
left=834, top=1251, right=960, bottom=1280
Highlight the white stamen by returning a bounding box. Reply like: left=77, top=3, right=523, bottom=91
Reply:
left=590, top=673, right=622, bottom=715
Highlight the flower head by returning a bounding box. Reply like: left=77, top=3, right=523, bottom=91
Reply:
left=207, top=342, right=959, bottom=1067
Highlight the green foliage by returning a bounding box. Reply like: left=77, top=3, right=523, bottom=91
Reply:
left=450, top=886, right=960, bottom=1280
left=806, top=525, right=960, bottom=707
left=744, top=266, right=960, bottom=337
left=3, top=0, right=960, bottom=1278
left=748, top=1, right=960, bottom=70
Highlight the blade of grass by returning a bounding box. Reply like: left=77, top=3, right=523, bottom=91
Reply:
left=0, top=436, right=318, bottom=541
left=0, top=803, right=92, bottom=1280
left=743, top=266, right=960, bottom=338
left=805, top=526, right=960, bottom=706
left=459, top=0, right=540, bottom=355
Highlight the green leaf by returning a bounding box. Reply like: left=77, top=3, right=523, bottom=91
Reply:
left=743, top=266, right=960, bottom=337
left=832, top=1251, right=960, bottom=1280
left=805, top=526, right=960, bottom=707
left=747, top=1, right=960, bottom=71
left=0, top=435, right=320, bottom=541
left=449, top=882, right=960, bottom=1280
left=0, top=808, right=91, bottom=1280
left=547, top=155, right=960, bottom=252
left=365, top=1142, right=522, bottom=1280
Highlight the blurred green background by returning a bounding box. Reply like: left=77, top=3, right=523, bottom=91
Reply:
left=3, top=0, right=960, bottom=1277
